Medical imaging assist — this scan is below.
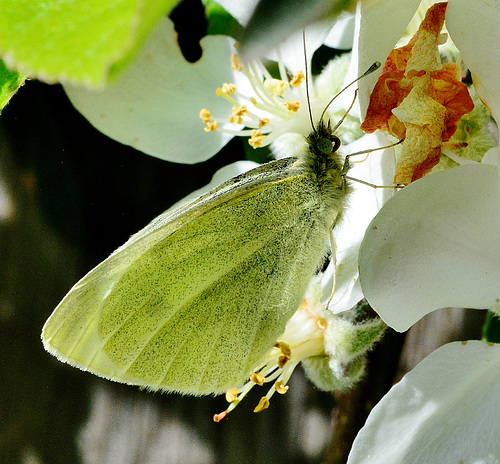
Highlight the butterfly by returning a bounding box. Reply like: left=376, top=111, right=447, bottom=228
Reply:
left=42, top=61, right=382, bottom=396
left=42, top=119, right=354, bottom=393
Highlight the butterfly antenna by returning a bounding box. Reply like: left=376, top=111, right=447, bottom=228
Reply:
left=303, top=30, right=317, bottom=134
left=331, top=88, right=358, bottom=133
left=319, top=61, right=381, bottom=125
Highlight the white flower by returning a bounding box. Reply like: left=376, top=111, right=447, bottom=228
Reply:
left=357, top=0, right=500, bottom=333
left=347, top=341, right=500, bottom=464
left=214, top=275, right=385, bottom=420
left=348, top=1, right=500, bottom=463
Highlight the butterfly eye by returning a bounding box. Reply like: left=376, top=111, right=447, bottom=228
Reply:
left=317, top=136, right=341, bottom=155
left=317, top=138, right=333, bottom=154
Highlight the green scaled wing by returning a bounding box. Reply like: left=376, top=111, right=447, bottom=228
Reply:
left=42, top=157, right=336, bottom=395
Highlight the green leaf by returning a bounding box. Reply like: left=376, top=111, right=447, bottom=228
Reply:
left=0, top=0, right=180, bottom=87
left=0, top=59, right=26, bottom=112
left=203, top=0, right=242, bottom=38
left=483, top=312, right=500, bottom=344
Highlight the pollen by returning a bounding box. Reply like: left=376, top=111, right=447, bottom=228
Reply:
left=231, top=53, right=242, bottom=71
left=250, top=372, right=266, bottom=386
left=278, top=355, right=289, bottom=368
left=199, top=108, right=211, bottom=123
left=213, top=411, right=228, bottom=422
left=275, top=381, right=289, bottom=394
left=204, top=121, right=218, bottom=132
left=229, top=105, right=248, bottom=125
left=221, top=83, right=236, bottom=95
left=249, top=130, right=266, bottom=148
left=225, top=388, right=240, bottom=403
left=264, top=78, right=288, bottom=96
left=276, top=341, right=292, bottom=357
left=203, top=39, right=311, bottom=153
left=229, top=106, right=247, bottom=124
left=285, top=101, right=300, bottom=113
left=290, top=70, right=305, bottom=87
left=253, top=397, right=270, bottom=413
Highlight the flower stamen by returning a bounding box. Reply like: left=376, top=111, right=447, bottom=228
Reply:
left=201, top=48, right=309, bottom=149
left=249, top=130, right=267, bottom=148
left=231, top=53, right=242, bottom=71
left=290, top=71, right=305, bottom=87
left=213, top=302, right=327, bottom=421
left=253, top=397, right=270, bottom=413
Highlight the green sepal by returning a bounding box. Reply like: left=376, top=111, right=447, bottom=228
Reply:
left=302, top=314, right=386, bottom=392
left=435, top=91, right=498, bottom=171
left=302, top=354, right=366, bottom=392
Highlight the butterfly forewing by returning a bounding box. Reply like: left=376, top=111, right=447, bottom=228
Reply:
left=42, top=157, right=341, bottom=394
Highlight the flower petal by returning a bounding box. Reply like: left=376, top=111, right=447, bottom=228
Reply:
left=216, top=0, right=258, bottom=26
left=356, top=0, right=421, bottom=115
left=359, top=163, right=500, bottom=332
left=64, top=18, right=238, bottom=163
left=347, top=340, right=500, bottom=464
left=447, top=0, right=500, bottom=125
left=328, top=133, right=397, bottom=312
left=360, top=2, right=474, bottom=184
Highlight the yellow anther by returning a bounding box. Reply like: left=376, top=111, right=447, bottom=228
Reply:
left=275, top=381, right=289, bottom=394
left=204, top=121, right=218, bottom=132
left=317, top=318, right=327, bottom=330
left=277, top=341, right=292, bottom=357
left=278, top=355, right=289, bottom=368
left=213, top=411, right=228, bottom=422
left=290, top=70, right=305, bottom=87
left=285, top=101, right=300, bottom=113
left=264, top=78, right=288, bottom=96
left=221, top=83, right=236, bottom=95
left=250, top=372, right=266, bottom=386
left=249, top=130, right=266, bottom=148
left=259, top=118, right=269, bottom=128
left=229, top=105, right=247, bottom=125
left=199, top=108, right=211, bottom=123
left=232, top=105, right=247, bottom=117
left=250, top=97, right=257, bottom=105
left=225, top=388, right=240, bottom=403
left=253, top=397, right=270, bottom=413
left=231, top=53, right=242, bottom=71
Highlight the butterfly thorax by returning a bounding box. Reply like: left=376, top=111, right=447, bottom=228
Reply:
left=302, top=121, right=352, bottom=222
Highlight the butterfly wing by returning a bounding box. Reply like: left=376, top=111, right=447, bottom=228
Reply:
left=42, top=158, right=336, bottom=394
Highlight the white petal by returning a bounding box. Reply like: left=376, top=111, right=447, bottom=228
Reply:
left=64, top=18, right=237, bottom=164
left=323, top=12, right=355, bottom=50
left=347, top=341, right=500, bottom=464
left=355, top=0, right=421, bottom=115
left=216, top=0, right=258, bottom=26
left=447, top=0, right=500, bottom=125
left=329, top=134, right=397, bottom=312
left=359, top=164, right=500, bottom=332
left=483, top=148, right=500, bottom=169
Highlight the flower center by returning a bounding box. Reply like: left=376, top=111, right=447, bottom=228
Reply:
left=213, top=301, right=326, bottom=422
left=200, top=46, right=307, bottom=149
